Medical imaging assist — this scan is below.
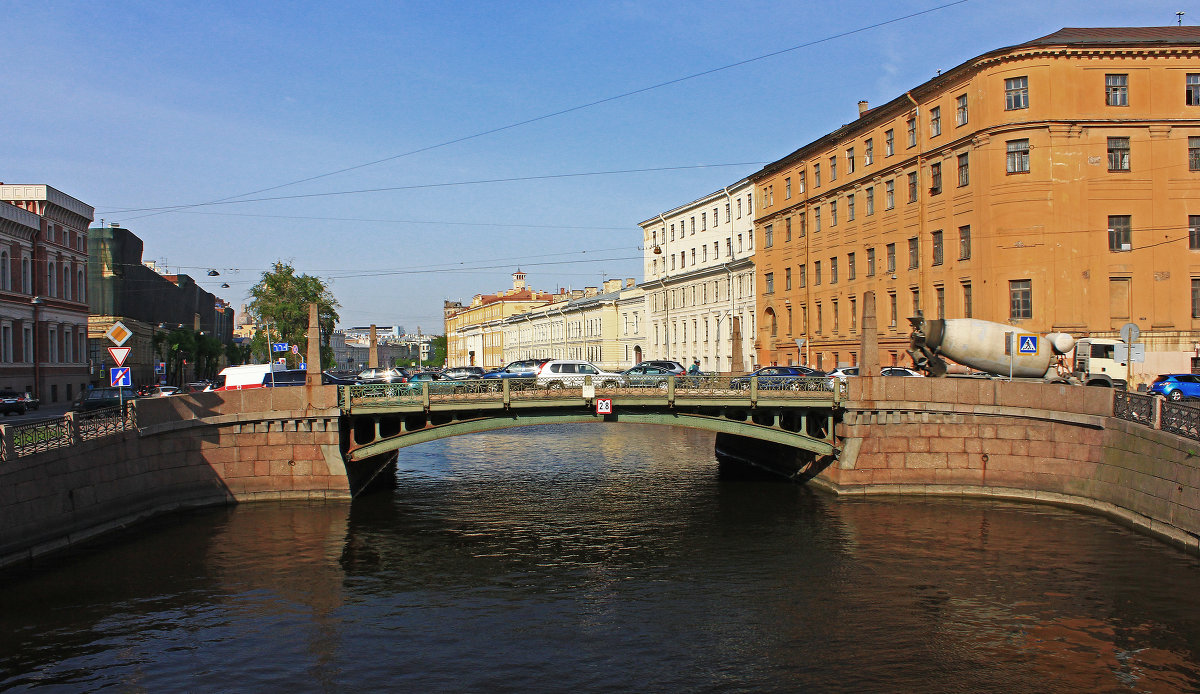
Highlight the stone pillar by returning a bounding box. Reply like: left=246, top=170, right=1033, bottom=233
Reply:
left=860, top=290, right=880, bottom=377
left=368, top=325, right=379, bottom=369
left=305, top=303, right=321, bottom=389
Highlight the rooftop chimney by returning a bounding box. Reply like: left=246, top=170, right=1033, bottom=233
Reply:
left=857, top=100, right=869, bottom=117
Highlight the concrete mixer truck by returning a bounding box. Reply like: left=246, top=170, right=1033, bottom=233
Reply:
left=906, top=315, right=1128, bottom=388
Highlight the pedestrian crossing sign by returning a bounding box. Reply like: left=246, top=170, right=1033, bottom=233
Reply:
left=1017, top=334, right=1039, bottom=355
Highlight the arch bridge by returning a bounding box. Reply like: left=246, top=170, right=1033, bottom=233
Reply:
left=337, top=376, right=847, bottom=462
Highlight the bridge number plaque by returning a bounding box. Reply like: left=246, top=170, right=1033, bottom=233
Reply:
left=595, top=398, right=613, bottom=415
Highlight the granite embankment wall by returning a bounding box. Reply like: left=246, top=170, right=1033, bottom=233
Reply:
left=822, top=378, right=1200, bottom=554
left=0, top=387, right=352, bottom=568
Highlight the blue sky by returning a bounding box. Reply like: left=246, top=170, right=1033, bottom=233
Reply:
left=5, top=0, right=1186, bottom=331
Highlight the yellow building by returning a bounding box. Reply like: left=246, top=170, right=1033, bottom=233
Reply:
left=444, top=271, right=555, bottom=368
left=501, top=279, right=638, bottom=370
left=751, top=27, right=1200, bottom=383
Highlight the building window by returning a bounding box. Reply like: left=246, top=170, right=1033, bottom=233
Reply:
left=830, top=155, right=838, bottom=181
left=830, top=200, right=838, bottom=227
left=1005, top=76, right=1029, bottom=110
left=930, top=162, right=942, bottom=195
left=851, top=298, right=857, bottom=333
left=1010, top=279, right=1032, bottom=319
left=815, top=261, right=822, bottom=285
left=885, top=180, right=895, bottom=210
left=1006, top=139, right=1030, bottom=173
left=765, top=272, right=774, bottom=294
left=957, top=153, right=969, bottom=186
left=764, top=224, right=773, bottom=248
left=799, top=264, right=807, bottom=288
left=814, top=163, right=821, bottom=187
left=1105, top=74, right=1128, bottom=106
left=799, top=213, right=807, bottom=237
left=1193, top=278, right=1200, bottom=319
left=959, top=225, right=971, bottom=260
left=907, top=172, right=919, bottom=202
left=866, top=187, right=875, bottom=215
left=908, top=237, right=919, bottom=269
left=847, top=193, right=855, bottom=221
left=21, top=255, right=30, bottom=294
left=885, top=129, right=895, bottom=156
left=956, top=94, right=968, bottom=126
left=1108, top=137, right=1130, bottom=171
left=830, top=257, right=839, bottom=284
left=847, top=252, right=856, bottom=280
left=930, top=106, right=941, bottom=137
left=814, top=207, right=821, bottom=233
left=785, top=267, right=792, bottom=291
left=911, top=288, right=921, bottom=315
left=1188, top=74, right=1200, bottom=106
left=932, top=230, right=944, bottom=266
left=865, top=138, right=874, bottom=165
left=798, top=171, right=806, bottom=193
left=1190, top=137, right=1200, bottom=171
left=0, top=252, right=8, bottom=291
left=1190, top=215, right=1200, bottom=250
left=1108, top=215, right=1132, bottom=252
left=867, top=248, right=876, bottom=276
left=817, top=303, right=823, bottom=334
left=846, top=147, right=855, bottom=174
left=886, top=243, right=896, bottom=273
left=785, top=177, right=792, bottom=199
left=701, top=212, right=707, bottom=230
left=785, top=217, right=792, bottom=242
left=906, top=116, right=917, bottom=147
left=962, top=282, right=973, bottom=318
left=936, top=286, right=945, bottom=319
left=889, top=292, right=898, bottom=328
left=833, top=300, right=839, bottom=333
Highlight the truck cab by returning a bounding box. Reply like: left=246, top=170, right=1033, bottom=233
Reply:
left=1072, top=338, right=1128, bottom=389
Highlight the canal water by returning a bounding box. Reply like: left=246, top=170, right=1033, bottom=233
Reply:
left=1, top=423, right=1198, bottom=692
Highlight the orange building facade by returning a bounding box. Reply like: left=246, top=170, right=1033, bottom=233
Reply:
left=751, top=27, right=1200, bottom=383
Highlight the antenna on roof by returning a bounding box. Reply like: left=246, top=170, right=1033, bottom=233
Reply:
left=1179, top=11, right=1186, bottom=25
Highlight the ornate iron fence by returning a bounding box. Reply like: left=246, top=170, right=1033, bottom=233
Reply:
left=1113, top=391, right=1156, bottom=424
left=1161, top=400, right=1200, bottom=442
left=0, top=406, right=132, bottom=461
left=75, top=406, right=131, bottom=441
left=9, top=417, right=71, bottom=458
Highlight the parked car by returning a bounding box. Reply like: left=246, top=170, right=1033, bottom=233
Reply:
left=0, top=390, right=27, bottom=415
left=443, top=366, right=485, bottom=380
left=621, top=364, right=676, bottom=388
left=882, top=366, right=924, bottom=377
left=18, top=392, right=39, bottom=410
left=1148, top=374, right=1200, bottom=401
left=73, top=387, right=127, bottom=412
left=730, top=366, right=826, bottom=390
left=638, top=360, right=686, bottom=375
left=535, top=360, right=625, bottom=389
left=481, top=359, right=549, bottom=380
left=357, top=367, right=409, bottom=384
left=142, top=385, right=181, bottom=397
left=322, top=371, right=361, bottom=386
left=182, top=382, right=213, bottom=394
left=826, top=366, right=859, bottom=378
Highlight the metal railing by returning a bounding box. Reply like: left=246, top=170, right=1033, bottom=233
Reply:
left=0, top=406, right=132, bottom=462
left=343, top=375, right=844, bottom=411
left=1113, top=391, right=1200, bottom=442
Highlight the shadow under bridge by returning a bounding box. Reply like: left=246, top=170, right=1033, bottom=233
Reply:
left=337, top=376, right=846, bottom=462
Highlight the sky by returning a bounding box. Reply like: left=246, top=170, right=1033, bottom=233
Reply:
left=5, top=0, right=1190, bottom=332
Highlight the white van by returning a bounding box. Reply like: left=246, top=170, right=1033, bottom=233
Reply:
left=213, top=363, right=289, bottom=391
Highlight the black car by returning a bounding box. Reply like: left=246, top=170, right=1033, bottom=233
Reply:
left=0, top=390, right=27, bottom=416
left=73, top=387, right=127, bottom=412
left=730, top=366, right=826, bottom=390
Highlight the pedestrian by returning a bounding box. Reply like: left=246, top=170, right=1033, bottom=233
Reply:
left=688, top=359, right=701, bottom=375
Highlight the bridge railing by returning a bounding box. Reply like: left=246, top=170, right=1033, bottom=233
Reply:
left=341, top=375, right=845, bottom=411
left=0, top=405, right=132, bottom=461
left=1113, top=391, right=1200, bottom=442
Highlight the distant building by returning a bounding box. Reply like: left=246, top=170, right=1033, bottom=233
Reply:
left=639, top=177, right=757, bottom=373
left=86, top=224, right=234, bottom=386
left=330, top=331, right=418, bottom=371
left=501, top=278, right=639, bottom=370
left=444, top=271, right=556, bottom=368
left=0, top=184, right=93, bottom=404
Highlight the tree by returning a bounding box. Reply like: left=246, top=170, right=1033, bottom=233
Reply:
left=428, top=335, right=447, bottom=367
left=246, top=261, right=340, bottom=368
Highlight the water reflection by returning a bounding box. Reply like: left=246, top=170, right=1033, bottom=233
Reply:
left=0, top=423, right=1196, bottom=692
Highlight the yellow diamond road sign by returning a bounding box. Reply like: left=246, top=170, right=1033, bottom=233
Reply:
left=105, top=321, right=132, bottom=347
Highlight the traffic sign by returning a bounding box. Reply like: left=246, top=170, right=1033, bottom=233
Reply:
left=105, top=321, right=132, bottom=347
left=108, top=346, right=131, bottom=367
left=596, top=398, right=613, bottom=415
left=271, top=343, right=289, bottom=352
left=110, top=367, right=132, bottom=388
left=298, top=362, right=307, bottom=370
left=1017, top=334, right=1039, bottom=355
left=1119, top=322, right=1140, bottom=344
left=155, top=361, right=166, bottom=375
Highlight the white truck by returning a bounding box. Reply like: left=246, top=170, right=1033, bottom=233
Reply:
left=907, top=316, right=1128, bottom=388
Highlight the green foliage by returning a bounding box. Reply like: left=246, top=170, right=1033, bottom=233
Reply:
left=246, top=261, right=340, bottom=368
left=428, top=335, right=447, bottom=367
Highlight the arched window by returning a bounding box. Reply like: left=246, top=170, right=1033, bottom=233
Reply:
left=0, top=251, right=9, bottom=291
left=21, top=255, right=30, bottom=294
left=63, top=264, right=71, bottom=301
left=77, top=269, right=85, bottom=302
left=48, top=264, right=56, bottom=298
left=765, top=308, right=778, bottom=337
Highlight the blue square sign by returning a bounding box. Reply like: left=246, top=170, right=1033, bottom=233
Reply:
left=110, top=367, right=132, bottom=388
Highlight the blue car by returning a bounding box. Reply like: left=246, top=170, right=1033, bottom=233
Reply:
left=730, top=365, right=826, bottom=390
left=1148, top=374, right=1200, bottom=401
left=481, top=359, right=548, bottom=380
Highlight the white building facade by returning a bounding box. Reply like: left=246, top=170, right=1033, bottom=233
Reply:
left=501, top=279, right=640, bottom=371
left=640, top=178, right=757, bottom=374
